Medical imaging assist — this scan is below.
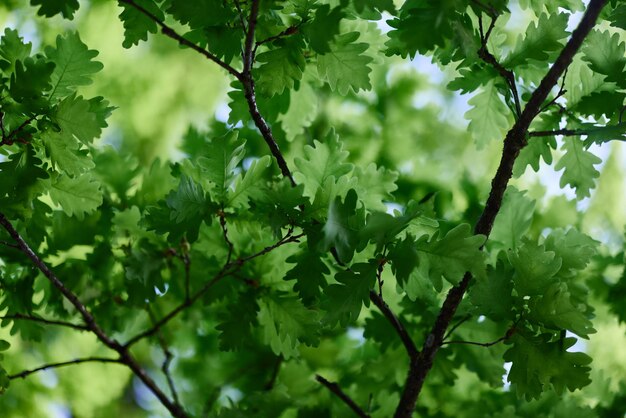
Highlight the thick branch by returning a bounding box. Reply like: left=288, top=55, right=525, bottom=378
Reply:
left=9, top=357, right=121, bottom=380
left=0, top=213, right=188, bottom=418
left=117, top=0, right=241, bottom=79
left=369, top=291, right=418, bottom=361
left=393, top=2, right=608, bottom=417
left=316, top=375, right=371, bottom=418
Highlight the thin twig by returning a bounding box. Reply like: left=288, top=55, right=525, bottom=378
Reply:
left=254, top=24, right=302, bottom=57
left=218, top=210, right=234, bottom=265
left=263, top=356, right=283, bottom=391
left=0, top=314, right=89, bottom=331
left=369, top=291, right=418, bottom=360
left=232, top=0, right=248, bottom=35
left=9, top=357, right=121, bottom=380
left=316, top=375, right=371, bottom=418
left=442, top=315, right=472, bottom=341
left=147, top=307, right=181, bottom=406
left=117, top=0, right=241, bottom=79
left=0, top=116, right=35, bottom=146
left=538, top=68, right=569, bottom=114
left=0, top=240, right=20, bottom=249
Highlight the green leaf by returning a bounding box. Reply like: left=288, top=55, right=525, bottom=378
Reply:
left=284, top=250, right=329, bottom=306
left=294, top=131, right=353, bottom=200
left=278, top=81, right=318, bottom=141
left=504, top=333, right=592, bottom=401
left=0, top=366, right=8, bottom=394
left=9, top=57, right=55, bottom=109
left=509, top=239, right=562, bottom=296
left=415, top=224, right=486, bottom=289
left=582, top=123, right=626, bottom=147
left=259, top=293, right=320, bottom=358
left=317, top=32, right=373, bottom=95
left=0, top=340, right=10, bottom=351
left=0, top=28, right=32, bottom=72
left=48, top=174, right=103, bottom=219
left=360, top=203, right=420, bottom=252
left=353, top=163, right=398, bottom=212
left=196, top=133, right=246, bottom=203
left=167, top=0, right=235, bottom=28
left=582, top=30, right=626, bottom=87
left=227, top=156, right=271, bottom=209
left=118, top=0, right=164, bottom=48
left=543, top=228, right=597, bottom=276
left=323, top=262, right=377, bottom=327
left=54, top=94, right=101, bottom=145
left=465, top=79, right=511, bottom=148
left=256, top=37, right=306, bottom=97
left=504, top=13, right=569, bottom=68
left=30, top=0, right=79, bottom=19
left=303, top=5, right=343, bottom=54
left=513, top=135, right=556, bottom=176
left=320, top=189, right=365, bottom=264
left=45, top=32, right=104, bottom=101
left=528, top=283, right=595, bottom=338
left=166, top=176, right=209, bottom=224
left=490, top=187, right=535, bottom=250
left=216, top=291, right=259, bottom=351
left=469, top=259, right=515, bottom=321
left=42, top=131, right=95, bottom=176
left=388, top=234, right=419, bottom=287
left=554, top=137, right=601, bottom=199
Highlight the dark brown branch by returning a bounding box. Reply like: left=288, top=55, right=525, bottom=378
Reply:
left=393, top=2, right=608, bottom=417
left=316, top=375, right=371, bottom=418
left=0, top=313, right=89, bottom=331
left=477, top=16, right=522, bottom=119
left=0, top=213, right=188, bottom=418
left=528, top=128, right=585, bottom=137
left=239, top=0, right=296, bottom=186
left=218, top=210, right=234, bottom=265
left=442, top=315, right=472, bottom=341
left=369, top=291, right=418, bottom=361
left=441, top=336, right=506, bottom=347
left=9, top=357, right=121, bottom=380
left=0, top=116, right=35, bottom=146
left=117, top=0, right=241, bottom=79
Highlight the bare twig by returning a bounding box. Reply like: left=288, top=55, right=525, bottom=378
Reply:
left=316, top=375, right=371, bottom=418
left=263, top=356, right=283, bottom=391
left=9, top=357, right=121, bottom=380
left=117, top=0, right=241, bottom=79
left=218, top=210, right=234, bottom=265
left=0, top=240, right=20, bottom=249
left=0, top=116, right=35, bottom=146
left=369, top=291, right=419, bottom=361
left=0, top=313, right=89, bottom=331
left=393, top=2, right=608, bottom=417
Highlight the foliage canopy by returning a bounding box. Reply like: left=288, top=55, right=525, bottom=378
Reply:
left=1, top=0, right=626, bottom=417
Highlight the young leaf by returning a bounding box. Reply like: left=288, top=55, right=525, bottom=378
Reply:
left=554, top=137, right=601, bottom=199
left=258, top=293, right=320, bottom=358
left=469, top=259, right=515, bottom=321
left=465, top=80, right=511, bottom=148
left=0, top=28, right=32, bottom=72
left=48, top=174, right=103, bottom=219
left=41, top=131, right=95, bottom=176
left=45, top=32, right=104, bottom=101
left=30, top=0, right=79, bottom=19
left=317, top=32, right=373, bottom=95
left=509, top=239, right=562, bottom=296
left=118, top=0, right=164, bottom=48
left=504, top=333, right=592, bottom=401
left=319, top=189, right=364, bottom=264
left=256, top=37, right=306, bottom=97
left=490, top=187, right=535, bottom=250
left=504, top=13, right=569, bottom=68
left=415, top=224, right=486, bottom=288
left=323, top=262, right=377, bottom=327
left=582, top=30, right=626, bottom=87
left=196, top=133, right=246, bottom=203
left=284, top=250, right=330, bottom=306
left=54, top=94, right=101, bottom=145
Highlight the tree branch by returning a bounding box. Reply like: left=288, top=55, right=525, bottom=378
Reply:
left=147, top=306, right=181, bottom=406
left=393, top=2, right=608, bottom=417
left=0, top=313, right=89, bottom=331
left=0, top=213, right=189, bottom=418
left=123, top=228, right=303, bottom=348
left=117, top=0, right=241, bottom=79
left=369, top=291, right=418, bottom=361
left=528, top=128, right=585, bottom=137
left=9, top=357, right=121, bottom=380
left=316, top=375, right=371, bottom=418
